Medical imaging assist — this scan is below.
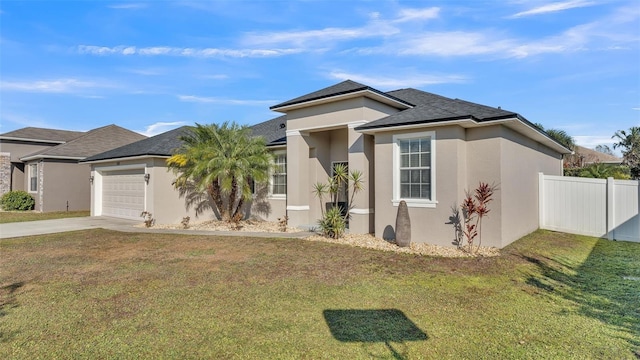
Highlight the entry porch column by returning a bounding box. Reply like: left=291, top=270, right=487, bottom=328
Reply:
left=286, top=130, right=311, bottom=228
left=347, top=124, right=374, bottom=234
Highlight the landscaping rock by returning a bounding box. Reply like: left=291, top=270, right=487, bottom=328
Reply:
left=395, top=200, right=411, bottom=247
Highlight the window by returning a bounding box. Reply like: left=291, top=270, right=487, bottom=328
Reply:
left=271, top=152, right=287, bottom=196
left=29, top=163, right=38, bottom=192
left=393, top=131, right=436, bottom=207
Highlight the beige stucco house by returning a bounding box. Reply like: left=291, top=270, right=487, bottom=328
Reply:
left=83, top=80, right=570, bottom=248
left=0, top=125, right=146, bottom=211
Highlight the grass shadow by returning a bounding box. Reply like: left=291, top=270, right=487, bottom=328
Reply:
left=521, top=238, right=640, bottom=354
left=0, top=281, right=24, bottom=343
left=323, top=309, right=428, bottom=359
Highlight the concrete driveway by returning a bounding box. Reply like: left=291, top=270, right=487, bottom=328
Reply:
left=0, top=216, right=139, bottom=239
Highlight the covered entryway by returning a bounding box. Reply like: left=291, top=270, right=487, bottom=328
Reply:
left=101, top=169, right=145, bottom=220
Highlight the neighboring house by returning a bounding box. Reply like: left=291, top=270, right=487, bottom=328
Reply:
left=84, top=80, right=571, bottom=248
left=566, top=145, right=622, bottom=168
left=0, top=125, right=146, bottom=212
left=1, top=127, right=84, bottom=196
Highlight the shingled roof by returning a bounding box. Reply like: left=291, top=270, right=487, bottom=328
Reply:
left=270, top=80, right=413, bottom=110
left=355, top=88, right=518, bottom=130
left=83, top=119, right=289, bottom=163
left=0, top=127, right=85, bottom=143
left=82, top=126, right=191, bottom=162
left=250, top=115, right=287, bottom=146
left=21, top=125, right=146, bottom=161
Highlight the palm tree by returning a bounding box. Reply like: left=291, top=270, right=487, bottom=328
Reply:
left=167, top=122, right=272, bottom=222
left=544, top=129, right=575, bottom=151
left=612, top=127, right=640, bottom=179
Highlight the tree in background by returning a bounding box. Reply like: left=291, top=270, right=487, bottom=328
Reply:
left=612, top=127, right=640, bottom=180
left=564, top=163, right=630, bottom=180
left=594, top=144, right=615, bottom=156
left=534, top=123, right=576, bottom=151
left=167, top=122, right=272, bottom=223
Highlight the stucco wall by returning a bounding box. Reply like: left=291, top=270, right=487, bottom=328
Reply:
left=465, top=127, right=505, bottom=248
left=498, top=126, right=563, bottom=246
left=0, top=141, right=54, bottom=193
left=91, top=157, right=287, bottom=225
left=41, top=160, right=91, bottom=212
left=286, top=97, right=399, bottom=131
left=373, top=126, right=468, bottom=246
left=150, top=158, right=206, bottom=224
left=373, top=124, right=563, bottom=248
left=0, top=141, right=54, bottom=162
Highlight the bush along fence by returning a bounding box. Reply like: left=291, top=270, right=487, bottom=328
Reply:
left=539, top=173, right=639, bottom=242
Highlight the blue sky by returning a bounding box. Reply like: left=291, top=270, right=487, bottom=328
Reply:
left=1, top=0, right=638, bottom=150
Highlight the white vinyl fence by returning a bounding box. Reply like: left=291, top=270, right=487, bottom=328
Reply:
left=539, top=173, right=639, bottom=242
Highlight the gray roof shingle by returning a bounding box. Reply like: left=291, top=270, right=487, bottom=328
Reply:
left=0, top=127, right=85, bottom=143
left=270, top=80, right=413, bottom=110
left=21, top=125, right=147, bottom=160
left=250, top=115, right=287, bottom=146
left=356, top=88, right=518, bottom=130
left=82, top=126, right=191, bottom=162
left=83, top=119, right=289, bottom=163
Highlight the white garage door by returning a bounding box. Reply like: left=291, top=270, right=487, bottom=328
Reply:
left=101, top=169, right=145, bottom=220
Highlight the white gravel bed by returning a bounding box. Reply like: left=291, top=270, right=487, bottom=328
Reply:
left=143, top=220, right=499, bottom=257
left=143, top=219, right=304, bottom=233
left=304, top=233, right=500, bottom=257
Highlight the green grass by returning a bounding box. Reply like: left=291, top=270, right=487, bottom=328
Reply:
left=1, top=229, right=638, bottom=359
left=0, top=210, right=89, bottom=223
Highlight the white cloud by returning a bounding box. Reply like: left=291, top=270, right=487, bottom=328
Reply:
left=199, top=74, right=229, bottom=80
left=177, top=95, right=275, bottom=106
left=124, top=68, right=165, bottom=76
left=393, top=31, right=514, bottom=57
left=77, top=45, right=303, bottom=58
left=394, top=7, right=440, bottom=23
left=509, top=0, right=596, bottom=18
left=0, top=78, right=101, bottom=93
left=632, top=107, right=640, bottom=111
left=328, top=71, right=467, bottom=89
left=574, top=135, right=618, bottom=148
left=243, top=6, right=437, bottom=48
left=243, top=25, right=397, bottom=47
left=139, top=121, right=186, bottom=137
left=0, top=112, right=50, bottom=128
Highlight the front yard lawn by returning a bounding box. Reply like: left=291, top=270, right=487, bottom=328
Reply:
left=0, top=210, right=89, bottom=224
left=1, top=229, right=638, bottom=359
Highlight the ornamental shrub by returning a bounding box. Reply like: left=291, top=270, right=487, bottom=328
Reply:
left=1, top=191, right=35, bottom=211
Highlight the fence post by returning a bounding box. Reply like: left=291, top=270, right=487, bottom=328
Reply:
left=607, top=177, right=614, bottom=240
left=538, top=172, right=544, bottom=229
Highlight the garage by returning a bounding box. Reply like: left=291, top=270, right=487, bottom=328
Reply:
left=101, top=169, right=145, bottom=220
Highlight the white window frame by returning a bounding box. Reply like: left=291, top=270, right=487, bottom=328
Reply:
left=28, top=163, right=38, bottom=193
left=270, top=150, right=287, bottom=198
left=392, top=131, right=437, bottom=208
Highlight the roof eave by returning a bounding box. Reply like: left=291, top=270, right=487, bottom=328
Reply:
left=81, top=154, right=172, bottom=164
left=356, top=116, right=572, bottom=155
left=0, top=136, right=66, bottom=144
left=20, top=155, right=85, bottom=161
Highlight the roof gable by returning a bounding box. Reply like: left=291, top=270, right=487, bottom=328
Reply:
left=0, top=127, right=85, bottom=143
left=270, top=80, right=414, bottom=111
left=21, top=125, right=147, bottom=160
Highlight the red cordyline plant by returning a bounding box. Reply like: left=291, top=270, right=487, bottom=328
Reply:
left=461, top=182, right=497, bottom=254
